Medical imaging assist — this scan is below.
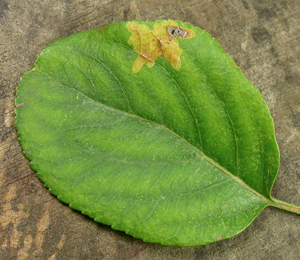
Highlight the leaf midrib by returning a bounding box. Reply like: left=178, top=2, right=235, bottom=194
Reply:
left=39, top=66, right=273, bottom=207
left=72, top=31, right=266, bottom=188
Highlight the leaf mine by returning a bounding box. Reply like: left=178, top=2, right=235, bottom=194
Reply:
left=126, top=20, right=195, bottom=72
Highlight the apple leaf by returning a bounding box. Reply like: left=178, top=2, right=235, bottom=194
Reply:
left=15, top=20, right=300, bottom=246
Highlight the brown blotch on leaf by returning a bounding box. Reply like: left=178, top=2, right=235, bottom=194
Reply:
left=126, top=20, right=195, bottom=73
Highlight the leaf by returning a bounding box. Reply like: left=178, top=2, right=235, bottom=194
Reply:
left=15, top=20, right=300, bottom=246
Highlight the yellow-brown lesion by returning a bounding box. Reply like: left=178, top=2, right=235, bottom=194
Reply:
left=126, top=20, right=195, bottom=73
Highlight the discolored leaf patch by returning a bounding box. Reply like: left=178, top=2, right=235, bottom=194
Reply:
left=126, top=20, right=195, bottom=73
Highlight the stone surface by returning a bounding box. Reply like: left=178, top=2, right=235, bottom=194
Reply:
left=1, top=0, right=300, bottom=259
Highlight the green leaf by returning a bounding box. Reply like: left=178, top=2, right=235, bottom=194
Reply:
left=15, top=20, right=300, bottom=246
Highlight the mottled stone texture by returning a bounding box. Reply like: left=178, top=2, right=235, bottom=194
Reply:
left=1, top=0, right=300, bottom=259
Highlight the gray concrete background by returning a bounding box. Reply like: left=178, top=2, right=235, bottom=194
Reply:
left=1, top=0, right=300, bottom=259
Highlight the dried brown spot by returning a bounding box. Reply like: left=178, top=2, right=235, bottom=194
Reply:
left=167, top=26, right=195, bottom=39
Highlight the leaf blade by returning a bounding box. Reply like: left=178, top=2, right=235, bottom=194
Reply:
left=15, top=20, right=284, bottom=245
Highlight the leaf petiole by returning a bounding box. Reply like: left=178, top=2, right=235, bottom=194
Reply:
left=270, top=198, right=300, bottom=214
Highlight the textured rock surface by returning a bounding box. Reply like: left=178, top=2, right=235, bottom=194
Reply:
left=1, top=0, right=300, bottom=259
